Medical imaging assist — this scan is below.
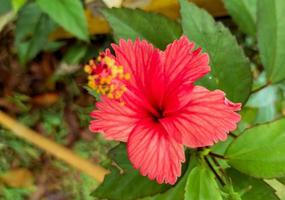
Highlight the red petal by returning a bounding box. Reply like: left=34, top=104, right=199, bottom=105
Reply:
left=89, top=97, right=141, bottom=142
left=163, top=36, right=210, bottom=88
left=127, top=120, right=185, bottom=184
left=162, top=86, right=241, bottom=148
left=112, top=39, right=166, bottom=109
left=161, top=36, right=211, bottom=112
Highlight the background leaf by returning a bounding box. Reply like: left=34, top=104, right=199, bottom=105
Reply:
left=92, top=144, right=171, bottom=200
left=63, top=43, right=88, bottom=65
left=185, top=164, right=223, bottom=200
left=11, top=0, right=26, bottom=12
left=227, top=169, right=279, bottom=200
left=0, top=0, right=12, bottom=15
left=223, top=0, right=257, bottom=36
left=37, top=0, right=88, bottom=41
left=15, top=3, right=56, bottom=63
left=180, top=0, right=252, bottom=104
left=101, top=8, right=181, bottom=49
left=245, top=85, right=283, bottom=124
left=257, top=0, right=285, bottom=83
left=225, top=119, right=285, bottom=178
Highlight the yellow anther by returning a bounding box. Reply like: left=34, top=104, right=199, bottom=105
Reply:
left=88, top=79, right=96, bottom=89
left=84, top=65, right=92, bottom=74
left=121, top=85, right=127, bottom=92
left=85, top=54, right=131, bottom=102
left=100, top=77, right=106, bottom=84
left=107, top=93, right=114, bottom=99
left=89, top=60, right=95, bottom=65
left=105, top=57, right=115, bottom=66
left=106, top=76, right=112, bottom=84
left=124, top=73, right=131, bottom=80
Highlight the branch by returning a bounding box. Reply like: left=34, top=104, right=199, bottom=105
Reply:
left=0, top=111, right=109, bottom=182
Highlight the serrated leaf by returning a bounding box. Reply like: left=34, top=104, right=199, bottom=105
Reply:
left=180, top=0, right=252, bottom=104
left=227, top=169, right=279, bottom=200
left=92, top=144, right=171, bottom=200
left=225, top=119, right=285, bottom=178
left=101, top=8, right=181, bottom=49
left=257, top=0, right=285, bottom=83
left=37, top=0, right=88, bottom=41
left=277, top=177, right=285, bottom=185
left=185, top=164, right=223, bottom=200
left=223, top=0, right=257, bottom=36
left=15, top=3, right=56, bottom=63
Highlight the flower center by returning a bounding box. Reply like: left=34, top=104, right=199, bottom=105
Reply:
left=84, top=53, right=130, bottom=100
left=151, top=107, right=165, bottom=122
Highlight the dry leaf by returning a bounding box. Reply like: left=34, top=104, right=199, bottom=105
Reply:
left=0, top=168, right=34, bottom=188
left=31, top=93, right=59, bottom=106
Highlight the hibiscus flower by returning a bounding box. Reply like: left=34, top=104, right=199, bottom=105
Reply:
left=85, top=36, right=241, bottom=184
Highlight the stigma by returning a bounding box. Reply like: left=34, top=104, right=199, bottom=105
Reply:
left=84, top=53, right=130, bottom=100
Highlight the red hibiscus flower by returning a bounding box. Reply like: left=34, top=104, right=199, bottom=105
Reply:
left=85, top=36, right=241, bottom=185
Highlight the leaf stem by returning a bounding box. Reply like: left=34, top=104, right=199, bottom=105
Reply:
left=229, top=132, right=237, bottom=138
left=211, top=157, right=226, bottom=176
left=205, top=156, right=225, bottom=186
left=209, top=152, right=225, bottom=160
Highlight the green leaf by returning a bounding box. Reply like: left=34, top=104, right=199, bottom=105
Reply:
left=223, top=0, right=257, bottom=36
left=92, top=143, right=171, bottom=200
left=15, top=3, right=56, bottom=63
left=227, top=169, right=279, bottom=200
left=43, top=41, right=66, bottom=52
left=0, top=187, right=33, bottom=200
left=277, top=177, right=285, bottom=185
left=185, top=164, right=223, bottom=200
left=0, top=0, right=12, bottom=15
left=222, top=185, right=242, bottom=200
left=180, top=0, right=252, bottom=104
left=11, top=0, right=27, bottom=12
left=247, top=86, right=281, bottom=108
left=84, top=86, right=100, bottom=101
left=257, top=0, right=285, bottom=83
left=101, top=8, right=182, bottom=49
left=37, top=0, right=88, bottom=41
left=63, top=43, right=88, bottom=64
left=225, top=118, right=285, bottom=178
left=246, top=85, right=282, bottom=124
left=254, top=104, right=279, bottom=124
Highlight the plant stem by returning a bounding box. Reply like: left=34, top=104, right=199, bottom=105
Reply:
left=211, top=157, right=226, bottom=176
left=229, top=132, right=237, bottom=138
left=205, top=156, right=225, bottom=186
left=0, top=111, right=109, bottom=182
left=209, top=152, right=225, bottom=160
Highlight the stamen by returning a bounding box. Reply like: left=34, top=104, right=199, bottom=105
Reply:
left=85, top=53, right=130, bottom=101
